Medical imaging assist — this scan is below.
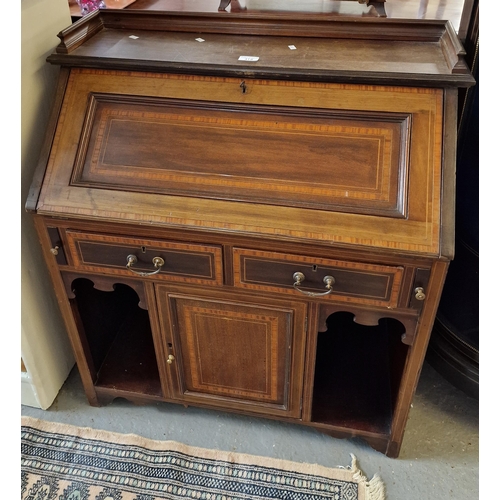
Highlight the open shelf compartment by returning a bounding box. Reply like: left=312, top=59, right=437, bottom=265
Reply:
left=70, top=277, right=163, bottom=398
left=310, top=311, right=408, bottom=435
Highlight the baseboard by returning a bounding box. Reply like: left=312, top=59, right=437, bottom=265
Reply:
left=21, top=371, right=42, bottom=409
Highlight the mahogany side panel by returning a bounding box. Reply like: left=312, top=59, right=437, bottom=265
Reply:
left=32, top=216, right=99, bottom=406
left=387, top=259, right=450, bottom=457
left=26, top=68, right=70, bottom=212
left=441, top=88, right=459, bottom=259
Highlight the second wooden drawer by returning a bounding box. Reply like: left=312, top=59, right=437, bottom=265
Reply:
left=233, top=248, right=404, bottom=307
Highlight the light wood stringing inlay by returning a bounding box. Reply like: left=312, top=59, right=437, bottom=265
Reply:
left=37, top=69, right=443, bottom=254
left=233, top=248, right=404, bottom=307
left=183, top=305, right=280, bottom=401
left=71, top=94, right=409, bottom=216
left=65, top=230, right=224, bottom=285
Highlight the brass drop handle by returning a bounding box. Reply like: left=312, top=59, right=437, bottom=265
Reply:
left=166, top=354, right=175, bottom=365
left=292, top=271, right=335, bottom=297
left=126, top=254, right=165, bottom=276
left=50, top=246, right=59, bottom=256
left=414, top=287, right=426, bottom=301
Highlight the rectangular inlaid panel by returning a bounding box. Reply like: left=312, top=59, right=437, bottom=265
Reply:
left=161, top=292, right=306, bottom=417
left=65, top=230, right=223, bottom=285
left=71, top=93, right=410, bottom=216
left=233, top=248, right=404, bottom=307
left=179, top=303, right=284, bottom=401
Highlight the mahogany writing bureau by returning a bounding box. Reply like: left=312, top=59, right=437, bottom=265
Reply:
left=27, top=10, right=474, bottom=457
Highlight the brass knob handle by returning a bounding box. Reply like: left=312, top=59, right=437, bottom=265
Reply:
left=50, top=246, right=59, bottom=256
left=292, top=272, right=335, bottom=297
left=166, top=354, right=175, bottom=365
left=414, top=287, right=426, bottom=301
left=126, top=254, right=165, bottom=276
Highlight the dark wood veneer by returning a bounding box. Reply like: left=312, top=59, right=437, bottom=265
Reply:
left=233, top=248, right=404, bottom=308
left=28, top=11, right=473, bottom=458
left=48, top=11, right=475, bottom=87
left=26, top=68, right=71, bottom=212
left=158, top=287, right=306, bottom=417
left=59, top=10, right=462, bottom=45
left=72, top=93, right=409, bottom=216
left=65, top=231, right=223, bottom=285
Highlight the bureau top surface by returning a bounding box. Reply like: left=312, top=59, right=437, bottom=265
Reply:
left=49, top=10, right=474, bottom=87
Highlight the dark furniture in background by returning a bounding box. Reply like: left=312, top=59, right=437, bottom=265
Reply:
left=427, top=0, right=479, bottom=399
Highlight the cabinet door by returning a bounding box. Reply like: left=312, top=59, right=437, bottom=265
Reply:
left=156, top=285, right=307, bottom=418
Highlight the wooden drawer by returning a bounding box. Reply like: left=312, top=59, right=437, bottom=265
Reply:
left=65, top=231, right=223, bottom=285
left=233, top=248, right=403, bottom=307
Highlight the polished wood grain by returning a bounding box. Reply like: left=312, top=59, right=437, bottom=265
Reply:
left=316, top=303, right=419, bottom=346
left=36, top=216, right=439, bottom=269
left=73, top=93, right=409, bottom=216
left=32, top=216, right=99, bottom=407
left=441, top=88, right=460, bottom=259
left=51, top=10, right=474, bottom=87
left=61, top=270, right=149, bottom=307
left=65, top=230, right=224, bottom=284
left=233, top=248, right=404, bottom=308
left=26, top=68, right=70, bottom=212
left=388, top=259, right=450, bottom=457
left=28, top=10, right=473, bottom=457
left=156, top=285, right=307, bottom=418
left=38, top=69, right=445, bottom=255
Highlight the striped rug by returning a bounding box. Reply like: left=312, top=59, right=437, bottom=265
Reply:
left=21, top=416, right=385, bottom=500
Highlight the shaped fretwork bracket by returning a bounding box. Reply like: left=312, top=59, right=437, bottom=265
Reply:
left=318, top=304, right=419, bottom=346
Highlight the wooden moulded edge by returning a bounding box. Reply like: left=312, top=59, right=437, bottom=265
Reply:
left=55, top=9, right=104, bottom=54
left=49, top=10, right=475, bottom=87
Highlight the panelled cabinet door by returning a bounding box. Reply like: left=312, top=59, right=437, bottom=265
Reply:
left=156, top=285, right=308, bottom=418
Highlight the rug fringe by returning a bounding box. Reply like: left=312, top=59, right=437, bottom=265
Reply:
left=349, top=454, right=386, bottom=500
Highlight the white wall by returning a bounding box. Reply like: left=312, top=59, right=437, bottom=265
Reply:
left=21, top=0, right=75, bottom=409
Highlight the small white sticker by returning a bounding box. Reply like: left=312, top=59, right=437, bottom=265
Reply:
left=288, top=45, right=297, bottom=50
left=238, top=56, right=259, bottom=62
left=195, top=38, right=205, bottom=42
left=129, top=35, right=139, bottom=39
